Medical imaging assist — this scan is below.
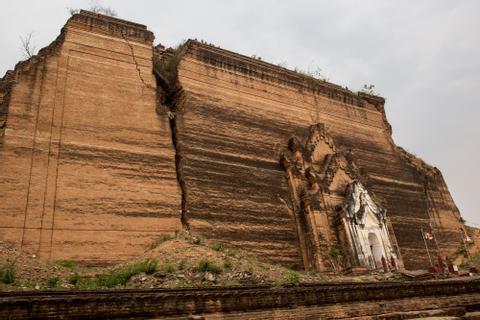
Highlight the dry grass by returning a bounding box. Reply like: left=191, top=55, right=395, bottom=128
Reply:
left=0, top=235, right=397, bottom=291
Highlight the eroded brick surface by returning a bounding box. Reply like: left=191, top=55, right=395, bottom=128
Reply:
left=0, top=11, right=181, bottom=263
left=174, top=41, right=465, bottom=270
left=0, top=11, right=470, bottom=270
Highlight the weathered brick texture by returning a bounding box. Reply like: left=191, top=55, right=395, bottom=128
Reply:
left=0, top=11, right=467, bottom=269
left=0, top=11, right=181, bottom=263
left=174, top=41, right=465, bottom=269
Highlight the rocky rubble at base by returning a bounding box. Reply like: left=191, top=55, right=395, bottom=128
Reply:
left=0, top=236, right=430, bottom=292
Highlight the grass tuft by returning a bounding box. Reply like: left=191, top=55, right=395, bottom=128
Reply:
left=198, top=259, right=222, bottom=274
left=226, top=249, right=237, bottom=257
left=329, top=246, right=341, bottom=258
left=211, top=242, right=223, bottom=252
left=163, top=262, right=175, bottom=273
left=178, top=259, right=187, bottom=270
left=223, top=259, right=232, bottom=270
left=68, top=273, right=81, bottom=286
left=57, top=260, right=77, bottom=269
left=47, top=277, right=59, bottom=289
left=95, top=259, right=158, bottom=288
left=286, top=271, right=300, bottom=284
left=0, top=261, right=15, bottom=284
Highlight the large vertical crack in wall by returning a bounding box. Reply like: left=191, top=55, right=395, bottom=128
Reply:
left=123, top=29, right=190, bottom=229
left=152, top=44, right=190, bottom=231
left=123, top=30, right=191, bottom=230
left=168, top=100, right=189, bottom=231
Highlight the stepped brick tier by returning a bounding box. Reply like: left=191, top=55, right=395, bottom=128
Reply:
left=0, top=11, right=471, bottom=270
left=1, top=280, right=480, bottom=319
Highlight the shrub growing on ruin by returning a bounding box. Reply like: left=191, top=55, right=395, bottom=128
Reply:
left=286, top=271, right=300, bottom=284
left=95, top=258, right=158, bottom=288
left=57, top=260, right=77, bottom=269
left=293, top=66, right=329, bottom=81
left=0, top=261, right=15, bottom=284
left=153, top=41, right=188, bottom=94
left=455, top=242, right=469, bottom=258
left=88, top=3, right=117, bottom=17
left=360, top=84, right=377, bottom=95
left=68, top=273, right=81, bottom=286
left=47, top=277, right=59, bottom=289
left=223, top=259, right=232, bottom=270
left=211, top=242, right=224, bottom=252
left=226, top=249, right=237, bottom=257
left=163, top=262, right=175, bottom=273
left=198, top=259, right=222, bottom=274
left=96, top=272, right=128, bottom=288
left=178, top=259, right=187, bottom=270
left=20, top=32, right=37, bottom=59
left=68, top=2, right=117, bottom=17
left=329, top=246, right=341, bottom=258
left=142, top=259, right=158, bottom=275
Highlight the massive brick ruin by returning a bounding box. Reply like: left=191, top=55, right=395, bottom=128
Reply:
left=0, top=12, right=181, bottom=263
left=0, top=11, right=469, bottom=271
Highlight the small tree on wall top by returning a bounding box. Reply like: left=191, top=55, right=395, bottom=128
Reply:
left=68, top=0, right=117, bottom=17
left=20, top=31, right=36, bottom=59
left=360, top=84, right=376, bottom=95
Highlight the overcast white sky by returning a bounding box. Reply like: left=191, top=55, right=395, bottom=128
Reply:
left=1, top=0, right=479, bottom=226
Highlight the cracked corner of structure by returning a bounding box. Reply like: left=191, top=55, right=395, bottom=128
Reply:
left=152, top=42, right=190, bottom=231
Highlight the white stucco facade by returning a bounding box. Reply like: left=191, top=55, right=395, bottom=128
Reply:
left=342, top=181, right=398, bottom=270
